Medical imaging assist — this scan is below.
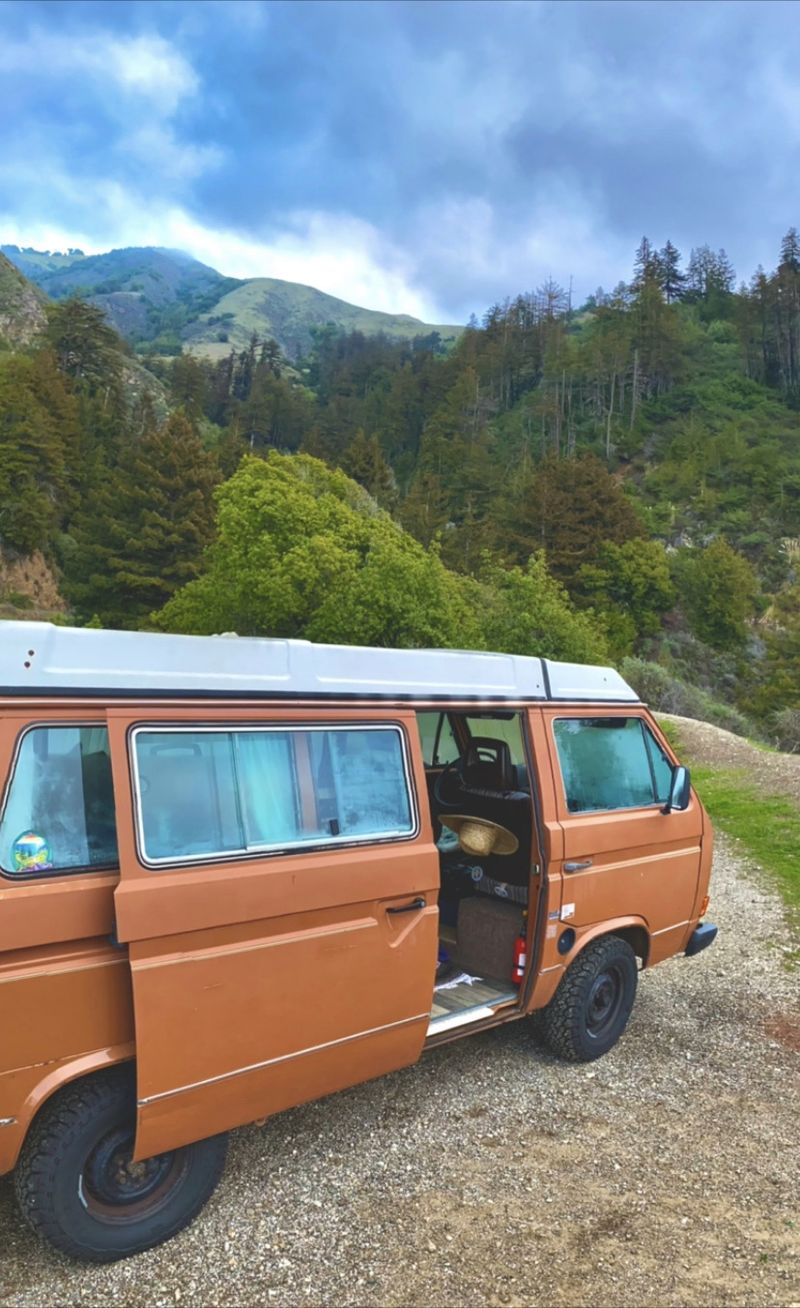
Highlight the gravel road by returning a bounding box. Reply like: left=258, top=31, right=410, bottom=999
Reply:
left=2, top=822, right=798, bottom=1305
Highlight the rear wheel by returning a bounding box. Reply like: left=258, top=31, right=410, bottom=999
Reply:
left=15, top=1068, right=228, bottom=1263
left=540, top=935, right=638, bottom=1062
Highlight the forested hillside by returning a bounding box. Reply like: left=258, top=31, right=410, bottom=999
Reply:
left=1, top=235, right=799, bottom=744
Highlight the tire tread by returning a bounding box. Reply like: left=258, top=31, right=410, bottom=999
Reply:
left=14, top=1068, right=227, bottom=1262
left=540, top=934, right=637, bottom=1063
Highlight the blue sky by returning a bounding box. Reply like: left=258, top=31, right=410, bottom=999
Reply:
left=2, top=0, right=800, bottom=321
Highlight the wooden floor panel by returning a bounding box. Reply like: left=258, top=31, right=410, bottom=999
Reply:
left=430, top=974, right=517, bottom=1020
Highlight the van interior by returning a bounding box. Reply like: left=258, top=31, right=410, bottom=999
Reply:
left=416, top=711, right=538, bottom=1038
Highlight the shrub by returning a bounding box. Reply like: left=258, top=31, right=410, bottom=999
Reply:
left=773, top=708, right=800, bottom=754
left=620, top=657, right=755, bottom=738
left=1, top=590, right=33, bottom=609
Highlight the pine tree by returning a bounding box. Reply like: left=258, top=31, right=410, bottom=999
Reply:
left=45, top=298, right=123, bottom=397
left=0, top=353, right=69, bottom=553
left=340, top=429, right=395, bottom=504
left=63, top=413, right=219, bottom=628
left=170, top=354, right=209, bottom=422
left=779, top=227, right=800, bottom=274
left=507, top=452, right=645, bottom=583
left=658, top=241, right=685, bottom=302
left=399, top=471, right=451, bottom=546
left=632, top=237, right=660, bottom=290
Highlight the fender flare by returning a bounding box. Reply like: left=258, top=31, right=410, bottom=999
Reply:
left=530, top=915, right=651, bottom=1011
left=0, top=1042, right=135, bottom=1176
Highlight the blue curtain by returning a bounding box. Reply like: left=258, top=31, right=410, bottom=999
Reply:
left=236, top=732, right=300, bottom=847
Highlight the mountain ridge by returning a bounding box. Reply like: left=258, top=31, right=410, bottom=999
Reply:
left=1, top=244, right=462, bottom=361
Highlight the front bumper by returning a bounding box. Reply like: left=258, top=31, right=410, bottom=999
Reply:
left=685, top=921, right=718, bottom=957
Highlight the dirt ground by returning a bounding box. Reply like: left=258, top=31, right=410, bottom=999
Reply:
left=1, top=727, right=798, bottom=1308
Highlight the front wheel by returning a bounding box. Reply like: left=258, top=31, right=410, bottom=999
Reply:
left=15, top=1068, right=228, bottom=1262
left=539, top=935, right=638, bottom=1062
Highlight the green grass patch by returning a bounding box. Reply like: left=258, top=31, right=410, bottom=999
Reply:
left=657, top=718, right=682, bottom=751
left=658, top=716, right=800, bottom=939
left=691, top=764, right=800, bottom=926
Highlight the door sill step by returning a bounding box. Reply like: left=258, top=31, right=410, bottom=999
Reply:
left=427, top=1005, right=497, bottom=1035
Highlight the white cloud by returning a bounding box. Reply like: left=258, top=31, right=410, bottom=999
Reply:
left=166, top=210, right=441, bottom=319
left=411, top=183, right=633, bottom=315
left=0, top=30, right=198, bottom=114
left=120, top=125, right=223, bottom=182
left=0, top=197, right=445, bottom=321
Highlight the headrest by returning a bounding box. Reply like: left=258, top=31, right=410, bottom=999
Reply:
left=463, top=737, right=515, bottom=791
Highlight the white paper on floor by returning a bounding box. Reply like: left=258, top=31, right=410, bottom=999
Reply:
left=434, top=970, right=481, bottom=992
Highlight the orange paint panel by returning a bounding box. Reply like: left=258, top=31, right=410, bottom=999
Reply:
left=130, top=905, right=437, bottom=1104
left=0, top=1043, right=135, bottom=1175
left=135, top=1018, right=430, bottom=1159
left=104, top=705, right=441, bottom=1158
left=0, top=942, right=133, bottom=1075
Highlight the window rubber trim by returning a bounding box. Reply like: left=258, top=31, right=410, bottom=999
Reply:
left=0, top=719, right=119, bottom=882
left=127, top=720, right=421, bottom=872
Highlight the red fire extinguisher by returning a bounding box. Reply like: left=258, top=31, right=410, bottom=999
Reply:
left=512, top=912, right=528, bottom=986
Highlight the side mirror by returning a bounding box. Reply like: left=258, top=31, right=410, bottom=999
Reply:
left=662, top=765, right=691, bottom=814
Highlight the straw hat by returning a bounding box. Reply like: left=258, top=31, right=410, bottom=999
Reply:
left=439, top=814, right=519, bottom=857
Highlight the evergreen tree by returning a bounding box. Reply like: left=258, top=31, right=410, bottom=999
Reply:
left=779, top=227, right=800, bottom=274
left=507, top=453, right=645, bottom=584
left=673, top=539, right=759, bottom=651
left=63, top=413, right=219, bottom=628
left=340, top=429, right=395, bottom=504
left=399, top=470, right=451, bottom=546
left=0, top=353, right=70, bottom=553
left=658, top=241, right=685, bottom=302
left=632, top=236, right=660, bottom=290
left=170, top=354, right=209, bottom=422
left=45, top=298, right=123, bottom=397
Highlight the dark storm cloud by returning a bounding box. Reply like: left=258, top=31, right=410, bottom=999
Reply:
left=2, top=0, right=800, bottom=319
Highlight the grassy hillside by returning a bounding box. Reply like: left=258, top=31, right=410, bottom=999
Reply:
left=182, top=276, right=462, bottom=360
left=2, top=244, right=462, bottom=361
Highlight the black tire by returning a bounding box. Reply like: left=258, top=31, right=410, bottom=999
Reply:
left=540, top=935, right=638, bottom=1063
left=14, top=1067, right=228, bottom=1263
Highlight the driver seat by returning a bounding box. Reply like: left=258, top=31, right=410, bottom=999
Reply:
left=462, top=737, right=517, bottom=797
left=441, top=736, right=531, bottom=887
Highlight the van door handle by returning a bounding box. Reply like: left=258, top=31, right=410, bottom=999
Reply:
left=386, top=897, right=426, bottom=914
left=564, top=860, right=592, bottom=872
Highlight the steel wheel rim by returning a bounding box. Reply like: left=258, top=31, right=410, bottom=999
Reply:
left=585, top=964, right=625, bottom=1040
left=79, top=1125, right=189, bottom=1224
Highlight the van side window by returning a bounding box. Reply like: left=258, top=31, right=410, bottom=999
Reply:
left=0, top=726, right=118, bottom=876
left=553, top=717, right=672, bottom=813
left=416, top=712, right=459, bottom=767
left=133, top=725, right=415, bottom=866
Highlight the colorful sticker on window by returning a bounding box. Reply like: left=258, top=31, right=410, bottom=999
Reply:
left=11, top=831, right=52, bottom=873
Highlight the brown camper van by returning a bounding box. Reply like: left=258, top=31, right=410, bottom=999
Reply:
left=0, top=623, right=716, bottom=1262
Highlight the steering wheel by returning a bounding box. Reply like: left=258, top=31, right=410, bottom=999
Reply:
left=433, top=753, right=467, bottom=808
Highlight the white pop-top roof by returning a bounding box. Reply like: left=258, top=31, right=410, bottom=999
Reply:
left=0, top=622, right=639, bottom=703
